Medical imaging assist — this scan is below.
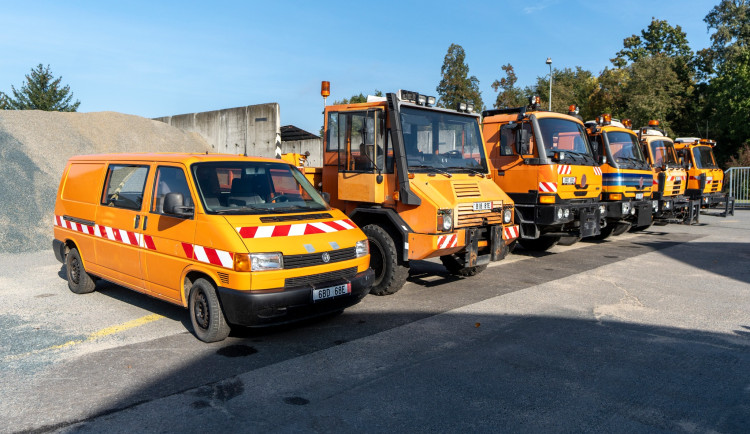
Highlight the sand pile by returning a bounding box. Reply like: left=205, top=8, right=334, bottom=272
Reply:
left=0, top=110, right=211, bottom=253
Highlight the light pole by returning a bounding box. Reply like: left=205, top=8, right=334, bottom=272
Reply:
left=546, top=57, right=552, bottom=111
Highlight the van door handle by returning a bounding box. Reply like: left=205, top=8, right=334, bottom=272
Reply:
left=134, top=215, right=140, bottom=229
left=142, top=216, right=148, bottom=230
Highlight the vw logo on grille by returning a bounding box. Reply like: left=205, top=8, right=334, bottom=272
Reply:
left=321, top=252, right=330, bottom=263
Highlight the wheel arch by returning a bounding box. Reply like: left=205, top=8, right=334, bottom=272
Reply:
left=181, top=267, right=218, bottom=308
left=350, top=208, right=412, bottom=262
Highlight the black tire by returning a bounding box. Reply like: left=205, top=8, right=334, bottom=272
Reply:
left=66, top=247, right=97, bottom=294
left=362, top=224, right=408, bottom=296
left=591, top=224, right=615, bottom=241
left=629, top=221, right=653, bottom=232
left=189, top=278, right=231, bottom=343
left=612, top=222, right=631, bottom=236
left=518, top=235, right=561, bottom=251
left=440, top=254, right=488, bottom=277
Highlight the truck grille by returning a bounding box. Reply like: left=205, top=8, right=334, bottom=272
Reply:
left=284, top=247, right=356, bottom=269
left=455, top=200, right=503, bottom=228
left=285, top=267, right=357, bottom=288
left=453, top=182, right=481, bottom=198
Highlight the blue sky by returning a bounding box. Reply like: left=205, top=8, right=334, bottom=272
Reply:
left=2, top=0, right=717, bottom=136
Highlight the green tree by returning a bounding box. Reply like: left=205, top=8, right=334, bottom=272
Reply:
left=611, top=18, right=693, bottom=68
left=333, top=90, right=383, bottom=105
left=589, top=67, right=630, bottom=119
left=622, top=55, right=685, bottom=136
left=702, top=0, right=750, bottom=72
left=533, top=67, right=597, bottom=119
left=2, top=64, right=80, bottom=111
left=491, top=64, right=527, bottom=109
left=436, top=44, right=484, bottom=112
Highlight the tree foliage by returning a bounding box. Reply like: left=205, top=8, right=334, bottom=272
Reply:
left=333, top=90, right=383, bottom=105
left=436, top=44, right=484, bottom=112
left=533, top=67, right=598, bottom=120
left=2, top=64, right=80, bottom=112
left=703, top=0, right=750, bottom=71
left=612, top=18, right=693, bottom=68
left=491, top=64, right=527, bottom=109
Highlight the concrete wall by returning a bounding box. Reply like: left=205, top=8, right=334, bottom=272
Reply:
left=282, top=138, right=323, bottom=167
left=154, top=103, right=282, bottom=157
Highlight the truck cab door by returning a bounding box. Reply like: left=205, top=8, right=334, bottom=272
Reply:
left=333, top=109, right=386, bottom=203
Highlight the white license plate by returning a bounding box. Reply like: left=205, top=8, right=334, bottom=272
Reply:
left=312, top=283, right=351, bottom=302
left=562, top=176, right=576, bottom=185
left=473, top=201, right=492, bottom=211
left=635, top=193, right=644, bottom=200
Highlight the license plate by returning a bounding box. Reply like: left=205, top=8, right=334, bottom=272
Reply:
left=562, top=176, right=576, bottom=185
left=635, top=193, right=643, bottom=200
left=312, top=283, right=351, bottom=302
left=473, top=201, right=492, bottom=211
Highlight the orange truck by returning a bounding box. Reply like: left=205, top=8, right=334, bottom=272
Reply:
left=292, top=86, right=519, bottom=296
left=636, top=121, right=699, bottom=224
left=586, top=116, right=654, bottom=235
left=53, top=153, right=373, bottom=342
left=674, top=137, right=735, bottom=216
left=481, top=97, right=605, bottom=251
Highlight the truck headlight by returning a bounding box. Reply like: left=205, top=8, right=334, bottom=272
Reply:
left=437, top=209, right=453, bottom=232
left=557, top=208, right=564, bottom=220
left=621, top=202, right=631, bottom=214
left=503, top=209, right=512, bottom=224
left=355, top=239, right=369, bottom=258
left=564, top=208, right=570, bottom=218
left=249, top=252, right=283, bottom=271
left=652, top=200, right=658, bottom=210
left=599, top=205, right=606, bottom=214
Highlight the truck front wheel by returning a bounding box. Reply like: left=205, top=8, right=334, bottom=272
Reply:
left=518, top=235, right=561, bottom=251
left=362, top=224, right=408, bottom=296
left=440, top=254, right=487, bottom=277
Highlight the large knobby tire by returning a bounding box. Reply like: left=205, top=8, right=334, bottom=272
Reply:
left=629, top=221, right=653, bottom=232
left=612, top=222, right=631, bottom=236
left=66, top=247, right=97, bottom=294
left=518, top=235, right=561, bottom=252
left=362, top=224, right=408, bottom=296
left=189, top=278, right=231, bottom=343
left=591, top=224, right=615, bottom=241
left=440, top=254, right=488, bottom=277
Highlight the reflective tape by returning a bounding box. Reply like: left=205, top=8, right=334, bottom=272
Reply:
left=437, top=234, right=458, bottom=249
left=503, top=225, right=519, bottom=240
left=539, top=182, right=558, bottom=193
left=237, top=219, right=356, bottom=239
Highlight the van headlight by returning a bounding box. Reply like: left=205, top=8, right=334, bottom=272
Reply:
left=249, top=252, right=283, bottom=271
left=503, top=208, right=512, bottom=224
left=355, top=239, right=369, bottom=258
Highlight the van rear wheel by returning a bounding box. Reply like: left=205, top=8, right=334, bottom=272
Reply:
left=362, top=224, right=408, bottom=296
left=189, top=278, right=231, bottom=343
left=66, top=247, right=97, bottom=294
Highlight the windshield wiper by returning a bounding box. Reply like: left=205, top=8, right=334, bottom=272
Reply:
left=409, top=165, right=452, bottom=178
left=445, top=166, right=486, bottom=176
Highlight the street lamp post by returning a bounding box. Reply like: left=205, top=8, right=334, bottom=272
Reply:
left=546, top=57, right=552, bottom=111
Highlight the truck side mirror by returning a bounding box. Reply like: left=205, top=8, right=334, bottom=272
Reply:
left=515, top=128, right=530, bottom=155
left=164, top=192, right=193, bottom=217
left=321, top=191, right=331, bottom=204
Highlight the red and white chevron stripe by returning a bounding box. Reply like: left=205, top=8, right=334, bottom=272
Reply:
left=54, top=215, right=157, bottom=250
left=539, top=182, right=558, bottom=193
left=437, top=234, right=458, bottom=249
left=593, top=167, right=602, bottom=175
left=503, top=225, right=519, bottom=240
left=557, top=165, right=572, bottom=175
left=237, top=219, right=356, bottom=239
left=668, top=175, right=686, bottom=182
left=182, top=243, right=234, bottom=269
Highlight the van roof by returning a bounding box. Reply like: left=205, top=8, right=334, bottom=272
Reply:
left=66, top=152, right=286, bottom=165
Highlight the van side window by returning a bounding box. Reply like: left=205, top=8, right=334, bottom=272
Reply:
left=101, top=165, right=149, bottom=211
left=151, top=166, right=193, bottom=214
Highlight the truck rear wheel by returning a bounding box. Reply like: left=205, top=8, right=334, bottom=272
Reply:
left=362, top=224, right=408, bottom=296
left=518, top=235, right=561, bottom=251
left=440, top=254, right=487, bottom=277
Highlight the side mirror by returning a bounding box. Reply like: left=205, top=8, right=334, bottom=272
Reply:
left=164, top=192, right=193, bottom=217
left=515, top=128, right=530, bottom=155
left=321, top=191, right=331, bottom=204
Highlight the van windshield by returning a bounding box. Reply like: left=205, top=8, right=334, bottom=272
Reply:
left=192, top=162, right=329, bottom=214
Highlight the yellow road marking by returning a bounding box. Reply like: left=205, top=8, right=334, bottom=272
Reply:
left=5, top=313, right=165, bottom=361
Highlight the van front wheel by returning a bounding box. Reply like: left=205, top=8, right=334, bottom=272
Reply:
left=189, top=278, right=231, bottom=343
left=66, top=247, right=97, bottom=294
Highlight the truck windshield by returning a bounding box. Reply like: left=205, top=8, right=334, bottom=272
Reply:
left=192, top=161, right=329, bottom=215
left=538, top=118, right=593, bottom=159
left=692, top=146, right=718, bottom=169
left=649, top=140, right=679, bottom=166
left=605, top=131, right=647, bottom=166
left=400, top=106, right=488, bottom=174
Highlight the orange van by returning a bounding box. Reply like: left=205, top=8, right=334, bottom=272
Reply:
left=52, top=153, right=373, bottom=342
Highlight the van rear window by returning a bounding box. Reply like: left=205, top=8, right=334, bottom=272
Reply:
left=101, top=165, right=149, bottom=210
left=62, top=163, right=106, bottom=204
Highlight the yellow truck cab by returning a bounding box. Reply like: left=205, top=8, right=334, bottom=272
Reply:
left=636, top=121, right=699, bottom=224
left=482, top=97, right=605, bottom=251
left=301, top=87, right=518, bottom=296
left=674, top=137, right=735, bottom=216
left=586, top=116, right=654, bottom=235
left=52, top=153, right=373, bottom=342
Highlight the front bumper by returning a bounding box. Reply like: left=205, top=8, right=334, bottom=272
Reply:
left=603, top=199, right=652, bottom=227
left=516, top=202, right=604, bottom=239
left=216, top=268, right=374, bottom=327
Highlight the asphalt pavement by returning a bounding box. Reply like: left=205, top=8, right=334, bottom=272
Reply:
left=1, top=210, right=749, bottom=433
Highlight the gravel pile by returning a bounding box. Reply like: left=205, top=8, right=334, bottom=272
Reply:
left=0, top=110, right=211, bottom=253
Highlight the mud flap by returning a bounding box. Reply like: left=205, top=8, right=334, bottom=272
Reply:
left=464, top=228, right=479, bottom=267
left=685, top=200, right=700, bottom=225
left=579, top=208, right=601, bottom=238
left=725, top=194, right=735, bottom=217
left=636, top=203, right=652, bottom=227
